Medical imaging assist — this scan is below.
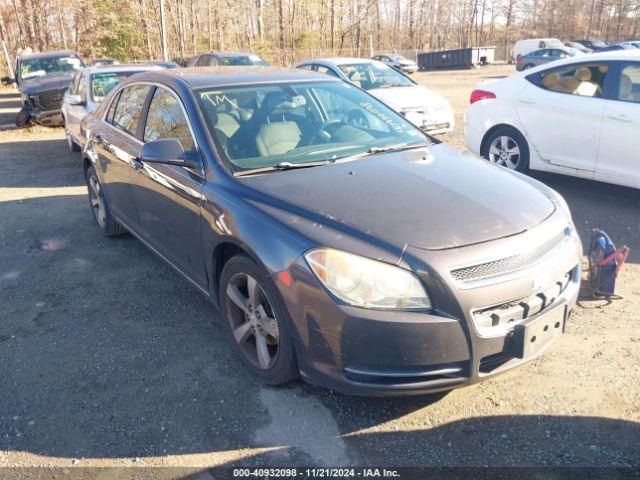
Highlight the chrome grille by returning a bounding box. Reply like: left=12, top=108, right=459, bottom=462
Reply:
left=35, top=90, right=65, bottom=111
left=451, top=229, right=569, bottom=284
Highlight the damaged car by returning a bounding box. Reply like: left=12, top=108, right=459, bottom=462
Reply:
left=80, top=67, right=581, bottom=396
left=2, top=50, right=84, bottom=127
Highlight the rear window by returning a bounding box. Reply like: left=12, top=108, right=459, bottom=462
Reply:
left=91, top=71, right=140, bottom=102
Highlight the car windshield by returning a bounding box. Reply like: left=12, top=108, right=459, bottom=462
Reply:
left=196, top=80, right=430, bottom=172
left=20, top=56, right=83, bottom=80
left=388, top=54, right=408, bottom=62
left=337, top=63, right=413, bottom=90
left=547, top=39, right=564, bottom=48
left=219, top=55, right=269, bottom=66
left=91, top=71, right=140, bottom=102
left=591, top=40, right=606, bottom=47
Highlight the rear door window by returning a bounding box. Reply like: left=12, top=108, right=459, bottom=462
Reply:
left=539, top=64, right=609, bottom=98
left=111, top=85, right=151, bottom=137
left=616, top=63, right=640, bottom=103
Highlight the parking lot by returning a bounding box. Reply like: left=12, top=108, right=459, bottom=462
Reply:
left=0, top=64, right=639, bottom=471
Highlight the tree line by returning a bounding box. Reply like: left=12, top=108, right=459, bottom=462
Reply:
left=1, top=0, right=639, bottom=73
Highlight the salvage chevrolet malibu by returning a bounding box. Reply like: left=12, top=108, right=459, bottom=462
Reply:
left=81, top=67, right=581, bottom=396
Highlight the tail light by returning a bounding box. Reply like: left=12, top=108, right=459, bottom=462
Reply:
left=470, top=89, right=496, bottom=104
left=516, top=56, right=524, bottom=62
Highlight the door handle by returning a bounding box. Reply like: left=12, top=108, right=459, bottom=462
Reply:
left=132, top=157, right=144, bottom=171
left=607, top=113, right=632, bottom=123
left=518, top=98, right=536, bottom=104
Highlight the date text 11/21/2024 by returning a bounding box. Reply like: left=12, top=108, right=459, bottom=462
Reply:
left=232, top=468, right=401, bottom=478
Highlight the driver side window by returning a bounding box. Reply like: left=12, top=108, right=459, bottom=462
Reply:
left=144, top=87, right=195, bottom=152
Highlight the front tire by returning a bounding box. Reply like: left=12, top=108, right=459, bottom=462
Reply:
left=16, top=105, right=30, bottom=127
left=482, top=126, right=530, bottom=173
left=85, top=165, right=126, bottom=236
left=219, top=255, right=298, bottom=385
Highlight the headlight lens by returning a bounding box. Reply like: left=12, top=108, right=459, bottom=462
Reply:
left=305, top=248, right=432, bottom=310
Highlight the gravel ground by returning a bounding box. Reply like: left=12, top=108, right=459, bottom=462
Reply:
left=0, top=66, right=639, bottom=475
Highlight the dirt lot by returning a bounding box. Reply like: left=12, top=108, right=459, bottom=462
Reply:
left=0, top=65, right=639, bottom=475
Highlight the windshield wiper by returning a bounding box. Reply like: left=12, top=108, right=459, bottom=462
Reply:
left=234, top=160, right=331, bottom=177
left=335, top=143, right=430, bottom=163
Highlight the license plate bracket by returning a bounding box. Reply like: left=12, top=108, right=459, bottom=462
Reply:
left=512, top=306, right=566, bottom=359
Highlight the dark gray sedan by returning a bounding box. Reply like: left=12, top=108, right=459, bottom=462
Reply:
left=516, top=47, right=581, bottom=71
left=80, top=67, right=581, bottom=396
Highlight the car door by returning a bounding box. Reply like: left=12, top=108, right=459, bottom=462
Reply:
left=596, top=62, right=640, bottom=187
left=130, top=85, right=207, bottom=288
left=515, top=61, right=611, bottom=172
left=67, top=73, right=88, bottom=141
left=95, top=84, right=152, bottom=230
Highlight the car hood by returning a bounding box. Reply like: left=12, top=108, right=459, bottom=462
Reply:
left=21, top=74, right=74, bottom=95
left=242, top=144, right=555, bottom=251
left=369, top=85, right=449, bottom=110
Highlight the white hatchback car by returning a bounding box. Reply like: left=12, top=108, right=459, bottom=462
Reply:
left=62, top=63, right=162, bottom=151
left=465, top=50, right=640, bottom=189
left=296, top=58, right=454, bottom=135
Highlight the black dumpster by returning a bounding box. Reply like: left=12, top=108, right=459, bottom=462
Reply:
left=418, top=47, right=495, bottom=70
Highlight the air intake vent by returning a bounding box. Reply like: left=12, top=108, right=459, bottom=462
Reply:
left=451, top=228, right=570, bottom=284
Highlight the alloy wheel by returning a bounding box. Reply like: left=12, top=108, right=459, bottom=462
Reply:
left=488, top=135, right=521, bottom=170
left=225, top=272, right=280, bottom=370
left=87, top=173, right=106, bottom=227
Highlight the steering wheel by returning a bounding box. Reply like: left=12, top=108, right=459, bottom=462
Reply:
left=311, top=119, right=344, bottom=143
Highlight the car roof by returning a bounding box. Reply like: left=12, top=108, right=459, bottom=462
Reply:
left=82, top=64, right=163, bottom=75
left=196, top=51, right=261, bottom=58
left=127, top=66, right=338, bottom=89
left=521, top=49, right=640, bottom=74
left=298, top=57, right=385, bottom=67
left=18, top=50, right=80, bottom=61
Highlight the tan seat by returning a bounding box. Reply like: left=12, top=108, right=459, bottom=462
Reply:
left=619, top=74, right=634, bottom=100
left=215, top=112, right=241, bottom=138
left=574, top=67, right=600, bottom=97
left=255, top=122, right=302, bottom=156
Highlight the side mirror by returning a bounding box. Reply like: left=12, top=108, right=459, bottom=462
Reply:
left=1, top=76, right=15, bottom=85
left=140, top=138, right=200, bottom=169
left=66, top=93, right=85, bottom=106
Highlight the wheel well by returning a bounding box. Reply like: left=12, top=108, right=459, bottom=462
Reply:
left=82, top=156, right=92, bottom=176
left=480, top=123, right=523, bottom=157
left=212, top=242, right=246, bottom=301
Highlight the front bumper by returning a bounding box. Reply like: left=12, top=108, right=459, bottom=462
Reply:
left=404, top=108, right=455, bottom=135
left=31, top=108, right=64, bottom=127
left=275, top=213, right=581, bottom=397
left=400, top=65, right=418, bottom=74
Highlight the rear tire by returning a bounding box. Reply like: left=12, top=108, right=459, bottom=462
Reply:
left=482, top=126, right=530, bottom=173
left=16, top=105, right=30, bottom=127
left=219, top=254, right=298, bottom=386
left=524, top=63, right=535, bottom=70
left=84, top=165, right=126, bottom=236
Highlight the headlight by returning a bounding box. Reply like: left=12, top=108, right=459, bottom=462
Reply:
left=305, top=248, right=432, bottom=310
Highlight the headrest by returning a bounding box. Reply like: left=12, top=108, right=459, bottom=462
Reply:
left=620, top=74, right=633, bottom=97
left=576, top=67, right=592, bottom=81
left=541, top=73, right=558, bottom=88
